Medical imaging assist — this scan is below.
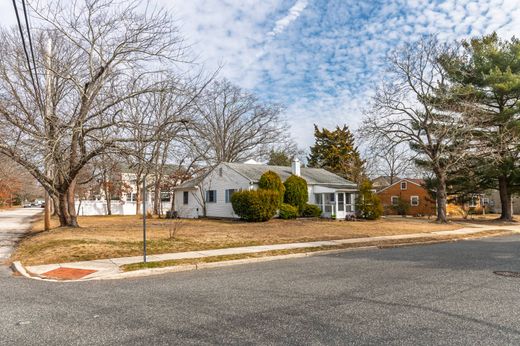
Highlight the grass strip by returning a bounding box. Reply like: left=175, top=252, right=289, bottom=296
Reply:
left=121, top=230, right=509, bottom=272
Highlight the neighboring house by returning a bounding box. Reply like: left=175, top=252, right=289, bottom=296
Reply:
left=481, top=190, right=520, bottom=215
left=372, top=176, right=401, bottom=191
left=377, top=178, right=436, bottom=216
left=173, top=159, right=358, bottom=220
left=75, top=165, right=186, bottom=216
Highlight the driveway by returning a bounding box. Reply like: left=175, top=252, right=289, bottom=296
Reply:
left=0, top=208, right=41, bottom=275
left=1, top=234, right=520, bottom=345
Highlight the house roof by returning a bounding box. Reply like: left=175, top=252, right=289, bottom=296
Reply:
left=224, top=162, right=356, bottom=187
left=174, top=162, right=357, bottom=190
left=173, top=170, right=210, bottom=189
left=376, top=178, right=426, bottom=193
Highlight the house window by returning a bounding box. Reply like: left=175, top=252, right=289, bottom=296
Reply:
left=410, top=196, right=419, bottom=206
left=315, top=194, right=322, bottom=205
left=345, top=193, right=353, bottom=212
left=391, top=196, right=399, bottom=206
left=129, top=192, right=136, bottom=202
left=219, top=167, right=223, bottom=177
left=400, top=182, right=407, bottom=190
left=206, top=190, right=217, bottom=203
left=183, top=191, right=189, bottom=205
left=161, top=192, right=170, bottom=202
left=225, top=189, right=236, bottom=203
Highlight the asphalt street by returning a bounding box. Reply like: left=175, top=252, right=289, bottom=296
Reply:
left=0, top=232, right=519, bottom=345
left=0, top=208, right=41, bottom=277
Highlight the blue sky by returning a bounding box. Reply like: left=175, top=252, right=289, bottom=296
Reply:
left=1, top=0, right=519, bottom=148
left=166, top=0, right=519, bottom=148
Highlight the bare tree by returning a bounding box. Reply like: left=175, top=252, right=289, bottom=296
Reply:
left=190, top=79, right=287, bottom=164
left=361, top=139, right=416, bottom=182
left=0, top=155, right=42, bottom=206
left=0, top=0, right=197, bottom=227
left=360, top=37, right=474, bottom=223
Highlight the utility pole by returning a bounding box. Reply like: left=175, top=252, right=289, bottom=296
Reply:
left=44, top=38, right=52, bottom=231
left=143, top=175, right=147, bottom=263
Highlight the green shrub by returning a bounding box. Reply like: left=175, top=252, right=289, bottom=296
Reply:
left=278, top=203, right=299, bottom=219
left=392, top=197, right=410, bottom=216
left=231, top=189, right=278, bottom=222
left=355, top=180, right=383, bottom=220
left=258, top=170, right=285, bottom=206
left=302, top=203, right=322, bottom=217
left=284, top=175, right=308, bottom=214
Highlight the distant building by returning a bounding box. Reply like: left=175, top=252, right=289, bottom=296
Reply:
left=376, top=178, right=436, bottom=216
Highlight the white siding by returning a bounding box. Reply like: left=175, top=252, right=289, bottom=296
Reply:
left=174, top=163, right=252, bottom=218
left=174, top=189, right=201, bottom=218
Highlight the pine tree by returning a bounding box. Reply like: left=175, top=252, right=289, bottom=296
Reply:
left=440, top=33, right=520, bottom=220
left=307, top=125, right=365, bottom=183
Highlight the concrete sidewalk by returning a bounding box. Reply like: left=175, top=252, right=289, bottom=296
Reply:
left=17, top=222, right=520, bottom=281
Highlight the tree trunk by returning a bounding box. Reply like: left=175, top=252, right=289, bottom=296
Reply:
left=498, top=175, right=512, bottom=221
left=153, top=182, right=161, bottom=217
left=104, top=185, right=112, bottom=216
left=66, top=182, right=79, bottom=227
left=435, top=171, right=448, bottom=223
left=51, top=195, right=58, bottom=216
left=58, top=192, right=71, bottom=227
left=135, top=182, right=141, bottom=215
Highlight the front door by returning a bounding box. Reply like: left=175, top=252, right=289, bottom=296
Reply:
left=336, top=193, right=345, bottom=219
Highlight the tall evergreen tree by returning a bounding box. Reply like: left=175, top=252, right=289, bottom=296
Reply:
left=267, top=150, right=292, bottom=166
left=440, top=33, right=520, bottom=220
left=307, top=125, right=365, bottom=183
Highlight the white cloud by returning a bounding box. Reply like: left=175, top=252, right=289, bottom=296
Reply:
left=268, top=0, right=309, bottom=37
left=1, top=0, right=519, bottom=149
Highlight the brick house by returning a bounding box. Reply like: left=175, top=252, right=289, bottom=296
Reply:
left=376, top=178, right=436, bottom=216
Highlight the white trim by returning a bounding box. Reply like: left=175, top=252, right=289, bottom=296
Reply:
left=410, top=195, right=419, bottom=206
left=391, top=196, right=399, bottom=205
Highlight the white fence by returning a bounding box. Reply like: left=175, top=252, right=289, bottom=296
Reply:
left=75, top=200, right=172, bottom=216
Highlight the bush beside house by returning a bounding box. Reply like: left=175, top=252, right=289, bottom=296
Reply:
left=392, top=197, right=410, bottom=216
left=279, top=203, right=299, bottom=219
left=284, top=175, right=308, bottom=214
left=302, top=203, right=322, bottom=217
left=258, top=170, right=285, bottom=206
left=231, top=190, right=279, bottom=222
left=355, top=180, right=383, bottom=220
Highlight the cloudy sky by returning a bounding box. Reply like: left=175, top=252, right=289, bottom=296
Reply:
left=1, top=0, right=519, bottom=148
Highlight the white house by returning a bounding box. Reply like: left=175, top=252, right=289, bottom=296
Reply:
left=173, top=159, right=358, bottom=220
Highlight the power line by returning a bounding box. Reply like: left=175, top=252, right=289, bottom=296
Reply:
left=21, top=0, right=43, bottom=99
left=11, top=0, right=42, bottom=109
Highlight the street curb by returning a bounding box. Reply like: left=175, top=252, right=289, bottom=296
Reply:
left=11, top=231, right=516, bottom=282
left=94, top=246, right=380, bottom=281
left=11, top=246, right=379, bottom=282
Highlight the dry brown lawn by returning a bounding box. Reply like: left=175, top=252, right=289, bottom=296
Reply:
left=13, top=215, right=464, bottom=266
left=449, top=213, right=519, bottom=224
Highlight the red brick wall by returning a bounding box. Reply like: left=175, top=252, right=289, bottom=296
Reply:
left=377, top=180, right=436, bottom=216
